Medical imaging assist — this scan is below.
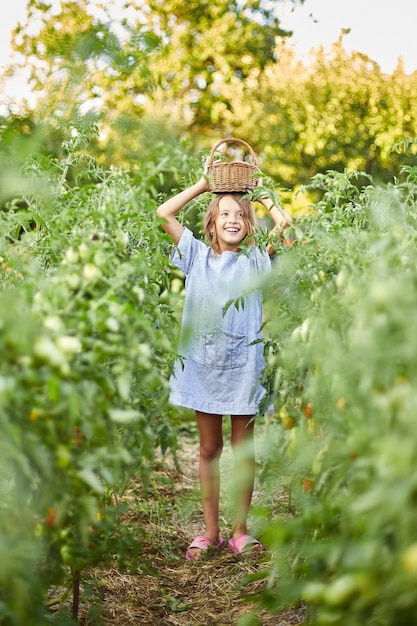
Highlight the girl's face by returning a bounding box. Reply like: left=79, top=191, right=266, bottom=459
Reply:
left=212, top=196, right=248, bottom=253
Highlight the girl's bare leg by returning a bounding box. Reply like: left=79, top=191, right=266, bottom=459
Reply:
left=230, top=415, right=255, bottom=538
left=187, top=411, right=223, bottom=559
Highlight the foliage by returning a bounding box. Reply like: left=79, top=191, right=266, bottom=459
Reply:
left=229, top=38, right=417, bottom=189
left=0, top=123, right=181, bottom=624
left=6, top=0, right=292, bottom=168
left=2, top=6, right=417, bottom=621
left=256, top=166, right=417, bottom=625
left=1, top=106, right=417, bottom=626
left=4, top=2, right=417, bottom=193
left=145, top=0, right=289, bottom=135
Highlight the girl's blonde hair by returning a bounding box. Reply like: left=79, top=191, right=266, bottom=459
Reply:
left=203, top=194, right=256, bottom=253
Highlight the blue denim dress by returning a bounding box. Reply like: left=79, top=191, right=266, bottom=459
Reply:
left=168, top=228, right=271, bottom=415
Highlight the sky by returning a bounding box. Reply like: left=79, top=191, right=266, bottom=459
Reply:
left=0, top=0, right=416, bottom=106
left=277, top=0, right=417, bottom=74
left=1, top=1, right=27, bottom=68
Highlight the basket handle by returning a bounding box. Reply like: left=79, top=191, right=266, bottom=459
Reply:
left=207, top=137, right=258, bottom=166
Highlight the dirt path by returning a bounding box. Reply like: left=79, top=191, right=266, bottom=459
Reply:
left=82, top=435, right=305, bottom=625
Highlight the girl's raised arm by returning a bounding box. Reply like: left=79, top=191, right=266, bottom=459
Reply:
left=256, top=195, right=292, bottom=257
left=156, top=176, right=209, bottom=245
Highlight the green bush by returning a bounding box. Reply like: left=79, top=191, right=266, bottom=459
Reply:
left=0, top=125, right=181, bottom=624
left=258, top=167, right=417, bottom=625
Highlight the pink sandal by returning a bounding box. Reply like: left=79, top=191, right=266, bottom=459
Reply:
left=228, top=534, right=263, bottom=555
left=185, top=535, right=226, bottom=561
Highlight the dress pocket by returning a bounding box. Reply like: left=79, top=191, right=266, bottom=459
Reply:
left=189, top=327, right=248, bottom=369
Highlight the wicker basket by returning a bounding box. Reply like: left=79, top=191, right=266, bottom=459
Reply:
left=206, top=137, right=261, bottom=193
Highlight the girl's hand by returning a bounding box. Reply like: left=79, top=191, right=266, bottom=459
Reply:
left=198, top=156, right=211, bottom=192
left=197, top=174, right=210, bottom=193
left=203, top=155, right=210, bottom=175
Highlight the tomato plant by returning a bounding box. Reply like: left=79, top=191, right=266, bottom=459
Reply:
left=257, top=166, right=417, bottom=625
left=0, top=124, right=182, bottom=624
left=3, top=120, right=417, bottom=626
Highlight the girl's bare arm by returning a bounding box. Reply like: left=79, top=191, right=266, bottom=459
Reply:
left=156, top=176, right=209, bottom=245
left=256, top=196, right=292, bottom=257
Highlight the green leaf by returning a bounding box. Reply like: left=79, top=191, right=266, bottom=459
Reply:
left=108, top=409, right=142, bottom=423
left=77, top=468, right=105, bottom=494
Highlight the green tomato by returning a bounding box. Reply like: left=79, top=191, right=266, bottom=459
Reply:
left=323, top=575, right=359, bottom=607
left=302, top=581, right=326, bottom=603
left=401, top=543, right=417, bottom=576
left=56, top=444, right=71, bottom=469
left=60, top=545, right=72, bottom=564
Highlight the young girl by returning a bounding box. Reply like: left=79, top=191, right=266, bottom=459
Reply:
left=157, top=160, right=290, bottom=560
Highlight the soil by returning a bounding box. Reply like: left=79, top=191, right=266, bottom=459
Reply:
left=78, top=434, right=306, bottom=626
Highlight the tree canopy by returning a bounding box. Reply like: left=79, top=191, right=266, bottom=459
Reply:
left=2, top=0, right=417, bottom=199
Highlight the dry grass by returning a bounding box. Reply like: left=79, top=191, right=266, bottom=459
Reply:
left=76, top=433, right=305, bottom=626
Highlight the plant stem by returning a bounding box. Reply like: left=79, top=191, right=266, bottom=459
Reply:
left=72, top=571, right=80, bottom=621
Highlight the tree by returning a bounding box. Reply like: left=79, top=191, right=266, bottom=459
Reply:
left=145, top=0, right=290, bottom=137
left=7, top=0, right=416, bottom=194
left=8, top=0, right=300, bottom=166
left=225, top=37, right=417, bottom=188
left=9, top=0, right=160, bottom=164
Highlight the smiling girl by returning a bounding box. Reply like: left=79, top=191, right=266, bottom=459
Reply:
left=157, top=158, right=290, bottom=560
